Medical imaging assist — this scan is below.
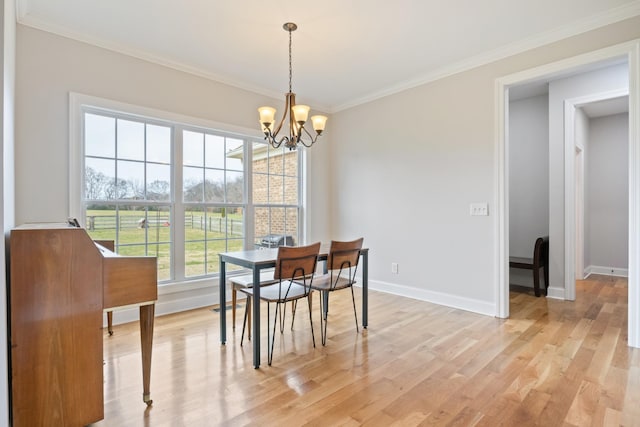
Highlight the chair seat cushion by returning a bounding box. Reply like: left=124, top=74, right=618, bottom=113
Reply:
left=241, top=282, right=311, bottom=303
left=229, top=271, right=277, bottom=289
left=310, top=274, right=356, bottom=291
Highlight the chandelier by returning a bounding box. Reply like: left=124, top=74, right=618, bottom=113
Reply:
left=258, top=22, right=327, bottom=150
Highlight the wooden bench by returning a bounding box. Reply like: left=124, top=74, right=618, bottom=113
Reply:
left=509, top=236, right=549, bottom=297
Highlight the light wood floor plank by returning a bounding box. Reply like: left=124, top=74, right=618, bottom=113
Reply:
left=90, top=275, right=640, bottom=426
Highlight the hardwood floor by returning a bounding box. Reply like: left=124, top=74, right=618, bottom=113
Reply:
left=92, top=275, right=640, bottom=426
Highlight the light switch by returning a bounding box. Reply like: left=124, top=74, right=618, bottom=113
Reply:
left=470, top=203, right=489, bottom=216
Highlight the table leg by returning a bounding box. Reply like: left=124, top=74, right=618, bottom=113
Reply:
left=220, top=257, right=227, bottom=344
left=252, top=267, right=261, bottom=368
left=362, top=251, right=368, bottom=328
left=139, top=303, right=154, bottom=406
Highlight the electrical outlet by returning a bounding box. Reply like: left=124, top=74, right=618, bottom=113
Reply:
left=470, top=203, right=489, bottom=216
left=391, top=262, right=398, bottom=274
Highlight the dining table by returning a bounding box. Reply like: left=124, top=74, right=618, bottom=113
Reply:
left=219, top=244, right=369, bottom=368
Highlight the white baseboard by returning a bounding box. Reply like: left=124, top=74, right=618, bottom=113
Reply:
left=358, top=279, right=495, bottom=317
left=103, top=283, right=220, bottom=327
left=546, top=286, right=565, bottom=299
left=584, top=265, right=628, bottom=278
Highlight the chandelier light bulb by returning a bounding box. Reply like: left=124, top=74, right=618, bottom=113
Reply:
left=292, top=104, right=310, bottom=123
left=311, top=115, right=327, bottom=134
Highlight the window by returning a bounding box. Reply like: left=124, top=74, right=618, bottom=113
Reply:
left=252, top=143, right=299, bottom=247
left=181, top=130, right=245, bottom=277
left=78, top=99, right=303, bottom=285
left=83, top=112, right=173, bottom=281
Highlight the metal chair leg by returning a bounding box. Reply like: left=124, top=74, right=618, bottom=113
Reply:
left=350, top=286, right=359, bottom=333
left=307, top=293, right=316, bottom=348
left=291, top=300, right=298, bottom=330
left=268, top=302, right=280, bottom=366
left=319, top=291, right=328, bottom=346
left=240, top=296, right=250, bottom=346
left=280, top=300, right=287, bottom=333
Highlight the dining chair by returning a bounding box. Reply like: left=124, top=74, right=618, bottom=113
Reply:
left=229, top=271, right=278, bottom=340
left=239, top=242, right=321, bottom=365
left=310, top=238, right=364, bottom=345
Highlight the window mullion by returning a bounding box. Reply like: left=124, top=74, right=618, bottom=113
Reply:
left=173, top=126, right=186, bottom=281
left=245, top=140, right=254, bottom=250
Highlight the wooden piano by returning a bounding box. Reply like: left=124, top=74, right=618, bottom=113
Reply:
left=8, top=223, right=157, bottom=427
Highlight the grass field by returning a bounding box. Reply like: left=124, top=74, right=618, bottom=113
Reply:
left=86, top=209, right=244, bottom=280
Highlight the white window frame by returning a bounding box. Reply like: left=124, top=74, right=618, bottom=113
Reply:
left=69, top=92, right=306, bottom=289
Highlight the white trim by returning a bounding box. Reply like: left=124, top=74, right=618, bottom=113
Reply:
left=68, top=93, right=83, bottom=219
left=585, top=265, right=629, bottom=278
left=365, top=280, right=496, bottom=317
left=564, top=100, right=576, bottom=301
left=627, top=40, right=640, bottom=349
left=329, top=3, right=640, bottom=112
left=575, top=144, right=585, bottom=282
left=494, top=82, right=509, bottom=318
left=546, top=286, right=566, bottom=300
left=495, top=39, right=640, bottom=348
left=563, top=88, right=629, bottom=301
left=20, top=3, right=640, bottom=113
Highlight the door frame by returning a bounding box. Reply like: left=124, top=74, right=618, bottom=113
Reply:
left=564, top=89, right=629, bottom=301
left=575, top=143, right=584, bottom=282
left=494, top=39, right=640, bottom=348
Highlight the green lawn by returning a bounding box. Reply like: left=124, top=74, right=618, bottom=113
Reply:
left=86, top=209, right=244, bottom=280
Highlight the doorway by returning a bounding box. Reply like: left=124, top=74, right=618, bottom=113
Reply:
left=495, top=40, right=640, bottom=348
left=565, top=92, right=629, bottom=300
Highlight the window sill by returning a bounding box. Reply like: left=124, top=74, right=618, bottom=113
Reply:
left=158, top=277, right=219, bottom=296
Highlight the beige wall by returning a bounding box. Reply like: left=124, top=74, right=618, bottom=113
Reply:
left=329, top=16, right=640, bottom=309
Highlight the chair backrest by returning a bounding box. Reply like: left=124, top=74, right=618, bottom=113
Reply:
left=274, top=242, right=321, bottom=281
left=328, top=238, right=364, bottom=271
left=326, top=238, right=364, bottom=290
left=533, top=236, right=549, bottom=269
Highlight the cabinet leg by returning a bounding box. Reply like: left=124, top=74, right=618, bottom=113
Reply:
left=139, top=304, right=155, bottom=406
left=107, top=311, right=113, bottom=336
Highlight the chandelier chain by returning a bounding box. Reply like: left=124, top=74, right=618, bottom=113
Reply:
left=288, top=28, right=292, bottom=93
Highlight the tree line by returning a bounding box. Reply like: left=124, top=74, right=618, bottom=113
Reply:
left=85, top=166, right=243, bottom=207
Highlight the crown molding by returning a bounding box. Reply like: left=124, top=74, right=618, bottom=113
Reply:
left=332, top=1, right=640, bottom=112
left=16, top=0, right=640, bottom=113
left=16, top=12, right=335, bottom=109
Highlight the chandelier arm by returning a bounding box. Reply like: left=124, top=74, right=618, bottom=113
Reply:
left=265, top=134, right=291, bottom=149
left=297, top=137, right=316, bottom=148
left=272, top=92, right=292, bottom=139
left=301, top=125, right=316, bottom=140
left=268, top=136, right=283, bottom=148
left=296, top=128, right=318, bottom=148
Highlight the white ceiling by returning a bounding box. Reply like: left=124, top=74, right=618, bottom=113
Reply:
left=581, top=96, right=629, bottom=118
left=16, top=0, right=640, bottom=112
